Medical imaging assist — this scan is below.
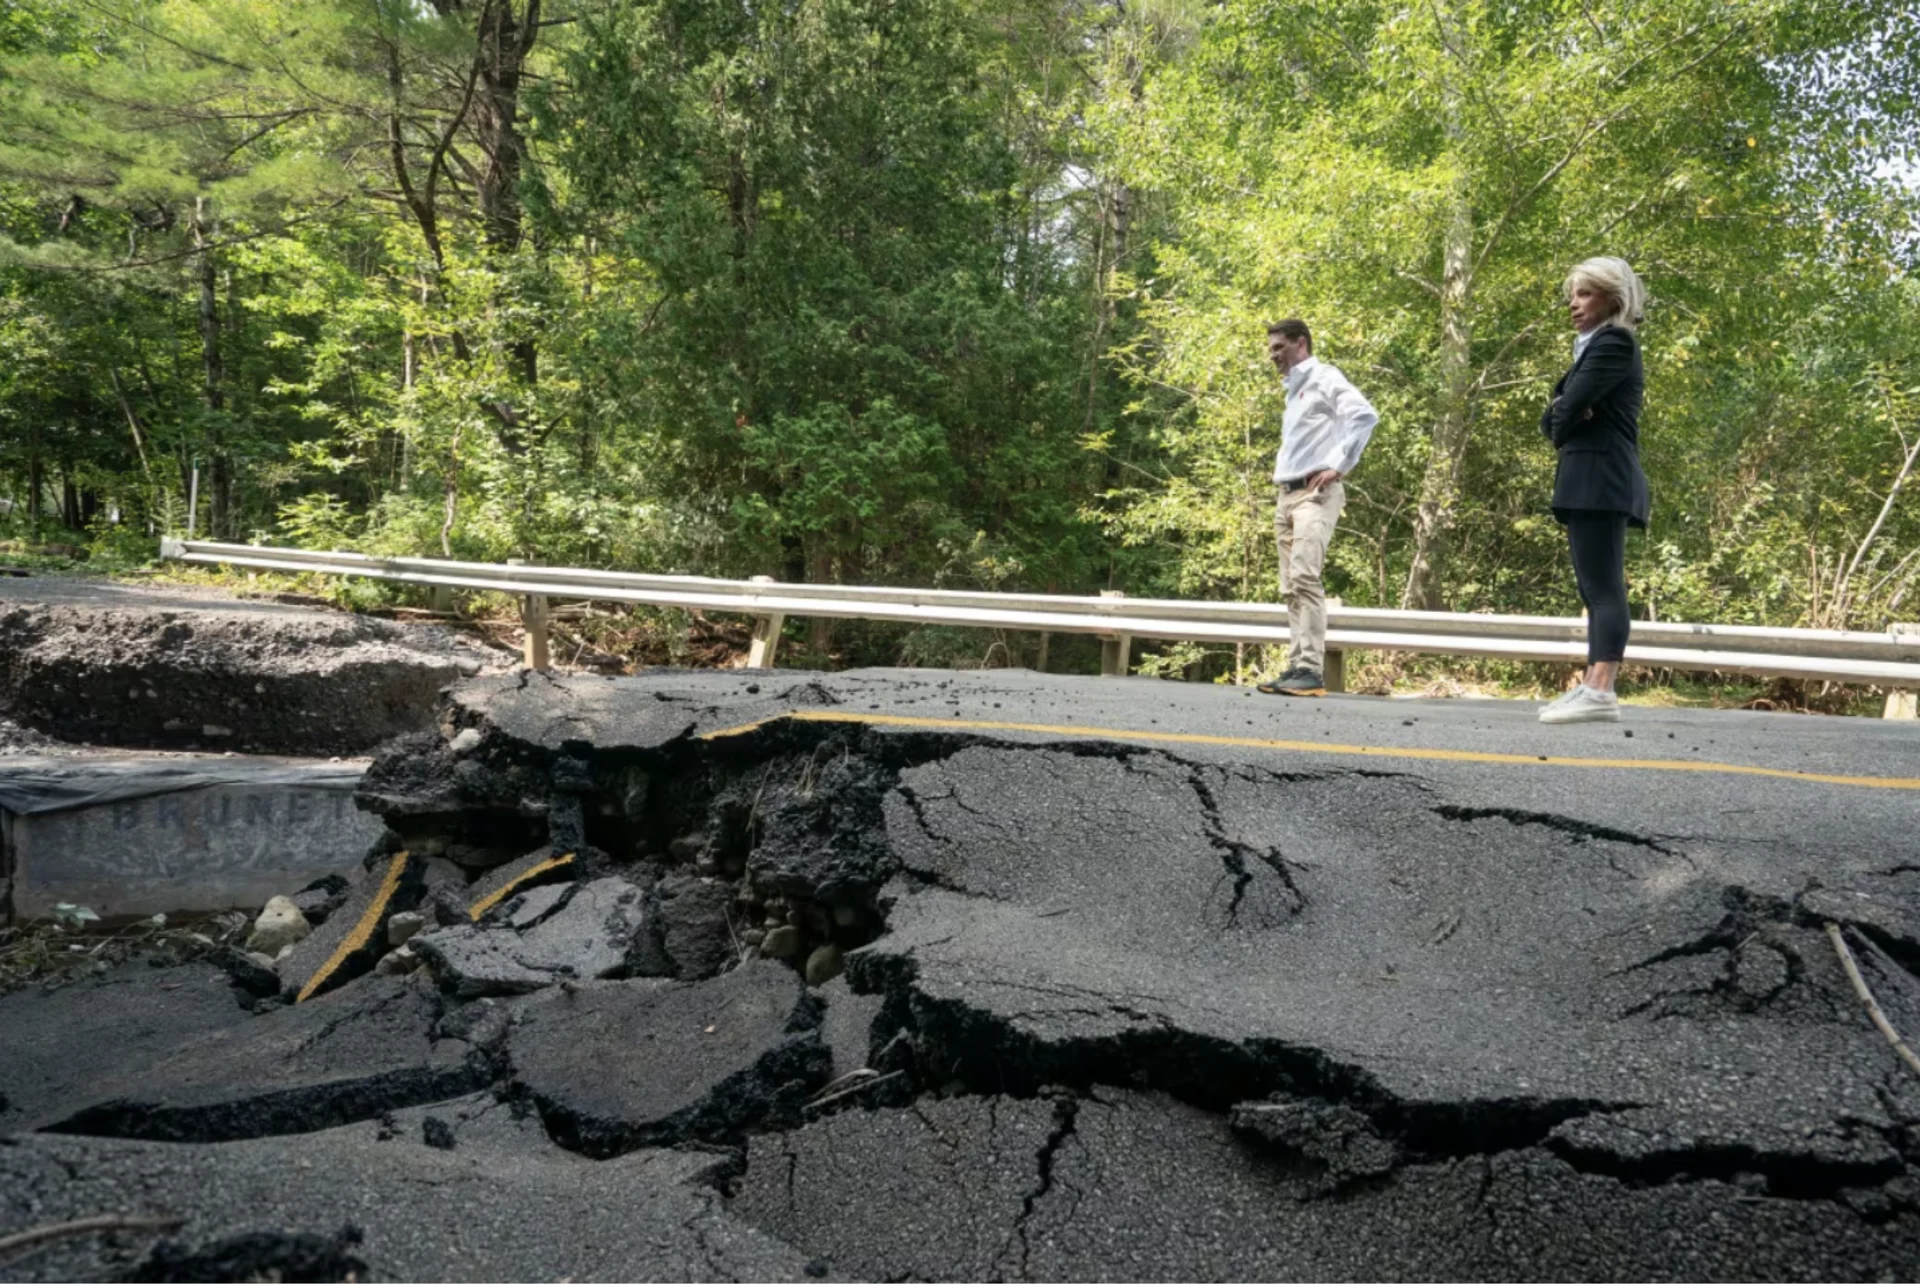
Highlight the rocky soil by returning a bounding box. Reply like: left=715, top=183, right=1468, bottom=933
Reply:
left=0, top=578, right=506, bottom=755
left=3, top=668, right=1919, bottom=1280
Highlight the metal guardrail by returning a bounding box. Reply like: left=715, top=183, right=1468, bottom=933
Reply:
left=159, top=539, right=1920, bottom=714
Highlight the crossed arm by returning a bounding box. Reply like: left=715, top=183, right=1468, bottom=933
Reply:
left=1546, top=329, right=1632, bottom=448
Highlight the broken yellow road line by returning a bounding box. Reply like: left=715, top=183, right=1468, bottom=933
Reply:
left=297, top=850, right=410, bottom=1004
left=469, top=852, right=576, bottom=922
left=702, top=710, right=1920, bottom=792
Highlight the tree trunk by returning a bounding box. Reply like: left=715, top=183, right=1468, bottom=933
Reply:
left=192, top=196, right=228, bottom=539
left=473, top=0, right=539, bottom=388
left=807, top=545, right=834, bottom=656
left=26, top=428, right=44, bottom=527
left=1401, top=103, right=1475, bottom=611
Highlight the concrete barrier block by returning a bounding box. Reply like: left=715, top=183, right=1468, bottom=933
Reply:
left=1, top=757, right=383, bottom=923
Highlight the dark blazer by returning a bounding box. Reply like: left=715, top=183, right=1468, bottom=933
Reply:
left=1539, top=323, right=1650, bottom=528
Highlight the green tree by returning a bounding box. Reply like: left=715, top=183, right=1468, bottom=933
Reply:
left=1109, top=0, right=1920, bottom=620
left=543, top=0, right=1125, bottom=648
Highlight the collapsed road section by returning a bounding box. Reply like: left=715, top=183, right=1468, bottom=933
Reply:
left=4, top=668, right=1920, bottom=1280
left=0, top=577, right=501, bottom=755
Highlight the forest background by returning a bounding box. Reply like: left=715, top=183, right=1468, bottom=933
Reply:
left=2, top=0, right=1917, bottom=699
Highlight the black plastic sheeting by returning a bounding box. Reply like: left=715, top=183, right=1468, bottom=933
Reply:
left=0, top=756, right=368, bottom=817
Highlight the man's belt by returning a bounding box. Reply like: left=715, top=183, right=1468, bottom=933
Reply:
left=1278, top=476, right=1319, bottom=493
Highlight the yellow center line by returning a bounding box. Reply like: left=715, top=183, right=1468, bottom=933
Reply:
left=702, top=710, right=1920, bottom=792
left=298, top=850, right=410, bottom=1004
left=469, top=852, right=576, bottom=922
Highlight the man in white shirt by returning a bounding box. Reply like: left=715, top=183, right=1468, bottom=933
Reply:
left=1257, top=319, right=1379, bottom=697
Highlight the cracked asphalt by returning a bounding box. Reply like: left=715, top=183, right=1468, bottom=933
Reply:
left=4, top=666, right=1918, bottom=1280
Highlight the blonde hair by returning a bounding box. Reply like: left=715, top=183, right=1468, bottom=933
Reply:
left=1565, top=256, right=1647, bottom=331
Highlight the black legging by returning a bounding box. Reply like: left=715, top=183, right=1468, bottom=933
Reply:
left=1566, top=511, right=1630, bottom=665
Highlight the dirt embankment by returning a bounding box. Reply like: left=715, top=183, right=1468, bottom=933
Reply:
left=0, top=577, right=510, bottom=756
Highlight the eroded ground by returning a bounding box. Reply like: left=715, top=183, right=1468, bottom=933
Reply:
left=4, top=668, right=1919, bottom=1281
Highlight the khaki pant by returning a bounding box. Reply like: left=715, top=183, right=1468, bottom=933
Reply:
left=1275, top=480, right=1345, bottom=673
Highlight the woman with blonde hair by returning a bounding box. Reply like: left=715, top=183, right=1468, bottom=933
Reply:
left=1538, top=256, right=1651, bottom=725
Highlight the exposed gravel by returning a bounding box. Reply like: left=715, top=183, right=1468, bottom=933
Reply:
left=0, top=576, right=510, bottom=755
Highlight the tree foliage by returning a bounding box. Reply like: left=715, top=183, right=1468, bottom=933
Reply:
left=0, top=0, right=1915, bottom=667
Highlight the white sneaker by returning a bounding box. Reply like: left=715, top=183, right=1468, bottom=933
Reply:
left=1539, top=684, right=1620, bottom=724
left=1542, top=684, right=1586, bottom=710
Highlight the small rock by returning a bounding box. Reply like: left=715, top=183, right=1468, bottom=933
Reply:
left=246, top=951, right=279, bottom=971
left=445, top=843, right=514, bottom=869
left=422, top=1116, right=456, bottom=1150
left=374, top=943, right=421, bottom=975
left=421, top=857, right=468, bottom=890
left=246, top=896, right=312, bottom=955
left=449, top=727, right=484, bottom=754
left=276, top=943, right=297, bottom=961
left=762, top=926, right=804, bottom=960
left=804, top=943, right=844, bottom=986
left=388, top=912, right=427, bottom=948
left=832, top=904, right=861, bottom=928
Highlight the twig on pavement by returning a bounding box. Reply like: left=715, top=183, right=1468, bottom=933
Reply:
left=0, top=1214, right=184, bottom=1259
left=1827, top=921, right=1920, bottom=1079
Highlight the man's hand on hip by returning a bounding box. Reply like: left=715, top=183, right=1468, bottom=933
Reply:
left=1306, top=468, right=1342, bottom=492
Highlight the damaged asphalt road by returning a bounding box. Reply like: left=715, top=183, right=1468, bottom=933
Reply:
left=4, top=667, right=1920, bottom=1280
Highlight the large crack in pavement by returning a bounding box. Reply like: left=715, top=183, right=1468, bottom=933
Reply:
left=6, top=670, right=1920, bottom=1280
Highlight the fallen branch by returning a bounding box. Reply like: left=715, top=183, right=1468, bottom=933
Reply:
left=0, top=1214, right=184, bottom=1259
left=805, top=1069, right=905, bottom=1112
left=1826, top=921, right=1920, bottom=1079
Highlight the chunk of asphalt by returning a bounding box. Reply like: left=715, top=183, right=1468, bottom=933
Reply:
left=650, top=873, right=739, bottom=979
left=511, top=961, right=829, bottom=1158
left=463, top=848, right=580, bottom=921
left=730, top=1094, right=1063, bottom=1282
left=40, top=977, right=504, bottom=1143
left=0, top=1129, right=814, bottom=1283
left=206, top=945, right=283, bottom=1001
left=288, top=873, right=352, bottom=927
left=411, top=877, right=647, bottom=999
left=124, top=1226, right=368, bottom=1284
left=815, top=976, right=885, bottom=1077
left=1229, top=1097, right=1401, bottom=1192
left=276, top=851, right=426, bottom=1003
left=498, top=880, right=574, bottom=930
left=0, top=962, right=254, bottom=1133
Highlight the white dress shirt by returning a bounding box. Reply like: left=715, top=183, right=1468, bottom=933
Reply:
left=1273, top=356, right=1379, bottom=484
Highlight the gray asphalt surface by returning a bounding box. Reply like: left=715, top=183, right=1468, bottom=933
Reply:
left=0, top=574, right=334, bottom=616
left=4, top=666, right=1918, bottom=1280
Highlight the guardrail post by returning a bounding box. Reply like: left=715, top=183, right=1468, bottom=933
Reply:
left=1099, top=590, right=1131, bottom=678
left=1324, top=649, right=1346, bottom=693
left=509, top=559, right=549, bottom=672
left=429, top=585, right=453, bottom=613
left=747, top=575, right=784, bottom=669
left=1324, top=597, right=1345, bottom=692
left=1892, top=626, right=1919, bottom=718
